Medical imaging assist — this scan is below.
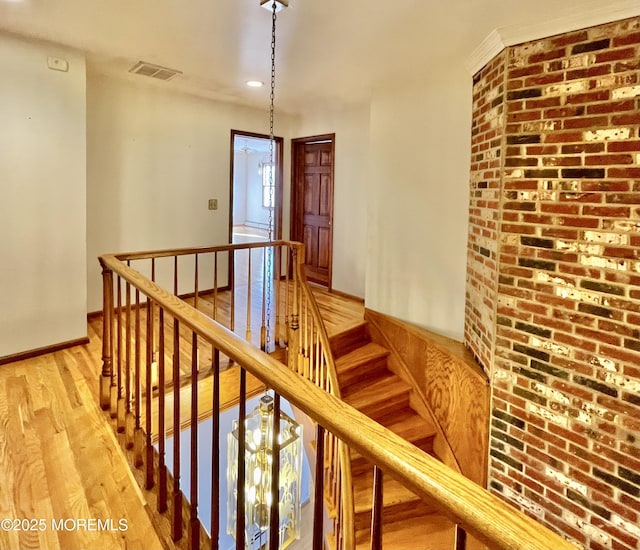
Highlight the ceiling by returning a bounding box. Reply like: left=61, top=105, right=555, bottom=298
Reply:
left=0, top=0, right=638, bottom=114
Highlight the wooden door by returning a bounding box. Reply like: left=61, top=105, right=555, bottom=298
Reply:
left=291, top=135, right=334, bottom=287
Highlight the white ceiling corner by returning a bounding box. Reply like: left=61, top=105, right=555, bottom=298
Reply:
left=466, top=0, right=640, bottom=76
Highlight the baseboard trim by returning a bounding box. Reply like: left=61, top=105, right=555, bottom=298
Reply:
left=0, top=337, right=91, bottom=366
left=329, top=288, right=365, bottom=304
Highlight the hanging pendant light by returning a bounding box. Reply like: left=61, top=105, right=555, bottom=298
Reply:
left=227, top=395, right=303, bottom=548
left=227, top=2, right=303, bottom=549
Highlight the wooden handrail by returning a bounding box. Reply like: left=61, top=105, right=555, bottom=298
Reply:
left=99, top=252, right=575, bottom=550
left=289, top=247, right=355, bottom=547
left=109, top=240, right=295, bottom=262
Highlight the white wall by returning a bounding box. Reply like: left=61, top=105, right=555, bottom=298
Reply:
left=295, top=103, right=370, bottom=299
left=365, top=65, right=472, bottom=340
left=86, top=73, right=295, bottom=312
left=232, top=152, right=248, bottom=224
left=0, top=33, right=87, bottom=357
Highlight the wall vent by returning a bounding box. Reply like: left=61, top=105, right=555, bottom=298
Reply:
left=129, top=61, right=182, bottom=81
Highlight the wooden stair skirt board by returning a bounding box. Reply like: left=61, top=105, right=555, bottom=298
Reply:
left=328, top=320, right=453, bottom=549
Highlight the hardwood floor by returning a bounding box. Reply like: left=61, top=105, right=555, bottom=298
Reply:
left=0, top=286, right=363, bottom=550
left=0, top=321, right=164, bottom=550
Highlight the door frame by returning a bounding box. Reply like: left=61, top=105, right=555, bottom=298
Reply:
left=290, top=133, right=335, bottom=289
left=229, top=129, right=284, bottom=242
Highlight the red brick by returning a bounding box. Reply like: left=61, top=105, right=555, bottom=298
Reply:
left=543, top=132, right=584, bottom=143
left=529, top=48, right=567, bottom=63
left=612, top=112, right=640, bottom=125
left=525, top=73, right=564, bottom=86
left=557, top=216, right=600, bottom=228
left=526, top=97, right=561, bottom=109
left=508, top=64, right=544, bottom=78
left=565, top=90, right=610, bottom=104
left=587, top=99, right=636, bottom=114
left=551, top=30, right=588, bottom=47
left=566, top=65, right=611, bottom=80
left=541, top=203, right=580, bottom=214
left=545, top=106, right=585, bottom=118
left=586, top=154, right=635, bottom=165
left=562, top=116, right=609, bottom=130
left=582, top=205, right=631, bottom=217
left=595, top=47, right=639, bottom=63
left=581, top=181, right=630, bottom=192
left=613, top=31, right=640, bottom=47
left=608, top=140, right=640, bottom=152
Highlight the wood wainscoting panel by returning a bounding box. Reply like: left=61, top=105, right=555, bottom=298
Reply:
left=365, top=309, right=490, bottom=487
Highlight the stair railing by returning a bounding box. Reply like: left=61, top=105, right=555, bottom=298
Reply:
left=98, top=242, right=578, bottom=550
left=285, top=245, right=355, bottom=549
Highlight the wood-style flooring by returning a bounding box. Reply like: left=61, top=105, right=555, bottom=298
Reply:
left=0, top=286, right=363, bottom=550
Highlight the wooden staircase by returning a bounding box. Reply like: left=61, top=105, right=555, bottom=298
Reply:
left=329, top=322, right=456, bottom=549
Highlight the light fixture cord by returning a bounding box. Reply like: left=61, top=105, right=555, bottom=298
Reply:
left=265, top=0, right=277, bottom=353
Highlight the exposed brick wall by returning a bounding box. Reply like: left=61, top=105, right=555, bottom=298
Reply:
left=466, top=17, right=640, bottom=550
left=466, top=51, right=506, bottom=376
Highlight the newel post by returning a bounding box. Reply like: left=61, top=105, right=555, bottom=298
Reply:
left=287, top=245, right=301, bottom=373
left=99, top=259, right=114, bottom=410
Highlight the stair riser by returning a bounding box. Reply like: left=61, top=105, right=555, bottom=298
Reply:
left=354, top=499, right=437, bottom=535
left=350, top=438, right=434, bottom=476
left=329, top=323, right=370, bottom=358
left=351, top=392, right=411, bottom=423
left=338, top=357, right=389, bottom=393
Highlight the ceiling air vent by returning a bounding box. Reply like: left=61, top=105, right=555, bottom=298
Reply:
left=129, top=61, right=182, bottom=81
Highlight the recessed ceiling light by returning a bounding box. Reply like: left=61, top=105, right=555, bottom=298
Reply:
left=246, top=80, right=264, bottom=88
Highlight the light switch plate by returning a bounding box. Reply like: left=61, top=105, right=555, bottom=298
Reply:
left=208, top=199, right=218, bottom=210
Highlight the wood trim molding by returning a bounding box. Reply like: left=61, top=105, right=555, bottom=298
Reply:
left=465, top=6, right=640, bottom=74
left=364, top=308, right=490, bottom=487
left=0, top=336, right=90, bottom=366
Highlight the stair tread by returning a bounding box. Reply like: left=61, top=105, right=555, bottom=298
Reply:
left=350, top=411, right=435, bottom=455
left=343, top=375, right=410, bottom=411
left=355, top=513, right=457, bottom=550
left=335, top=342, right=389, bottom=372
left=353, top=474, right=423, bottom=512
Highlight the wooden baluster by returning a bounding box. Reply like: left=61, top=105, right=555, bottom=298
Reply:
left=145, top=299, right=154, bottom=490
left=274, top=245, right=282, bottom=347
left=189, top=333, right=199, bottom=550
left=316, top=331, right=322, bottom=388
left=158, top=308, right=167, bottom=513
left=304, top=299, right=311, bottom=380
left=371, top=466, right=383, bottom=550
left=336, top=463, right=343, bottom=550
left=213, top=251, right=218, bottom=321
left=230, top=250, right=236, bottom=333
left=288, top=247, right=299, bottom=372
left=174, top=256, right=179, bottom=296
left=151, top=259, right=158, bottom=390
left=269, top=393, right=281, bottom=550
left=134, top=289, right=143, bottom=468
left=246, top=248, right=252, bottom=343
left=99, top=262, right=114, bottom=410
left=312, top=424, right=325, bottom=550
left=116, top=276, right=125, bottom=428
left=194, top=253, right=199, bottom=311
left=172, top=318, right=183, bottom=541
left=455, top=525, right=468, bottom=550
left=125, top=278, right=134, bottom=448
left=235, top=368, right=246, bottom=549
left=210, top=348, right=220, bottom=550
left=283, top=247, right=290, bottom=346
left=260, top=245, right=267, bottom=351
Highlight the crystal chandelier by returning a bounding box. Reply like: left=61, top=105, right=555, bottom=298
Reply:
left=227, top=395, right=303, bottom=548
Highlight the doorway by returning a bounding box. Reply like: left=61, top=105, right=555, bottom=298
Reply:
left=230, top=130, right=283, bottom=244
left=290, top=134, right=335, bottom=288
